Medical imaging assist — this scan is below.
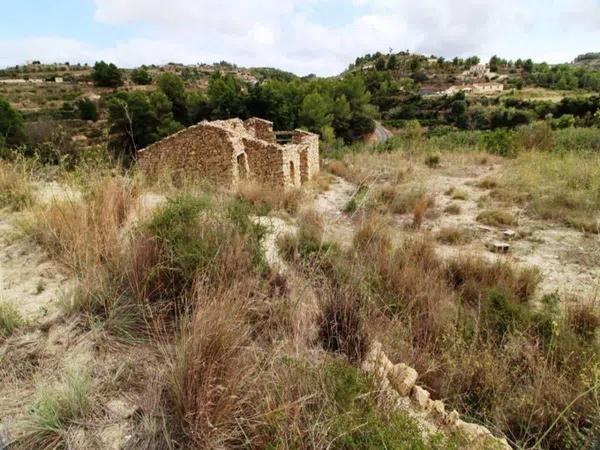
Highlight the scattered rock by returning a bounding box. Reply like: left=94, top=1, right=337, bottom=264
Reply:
left=99, top=423, right=131, bottom=450
left=503, top=230, right=517, bottom=239
left=410, top=385, right=431, bottom=410
left=389, top=363, right=418, bottom=396
left=363, top=341, right=512, bottom=449
left=106, top=398, right=137, bottom=420
left=488, top=241, right=510, bottom=254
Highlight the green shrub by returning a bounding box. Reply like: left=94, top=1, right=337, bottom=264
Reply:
left=146, top=194, right=267, bottom=295
left=343, top=185, right=368, bottom=213
left=425, top=152, right=441, bottom=167
left=321, top=362, right=458, bottom=450
left=77, top=98, right=98, bottom=121
left=482, top=129, right=518, bottom=157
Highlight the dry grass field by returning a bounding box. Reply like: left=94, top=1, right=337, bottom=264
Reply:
left=1, top=130, right=600, bottom=449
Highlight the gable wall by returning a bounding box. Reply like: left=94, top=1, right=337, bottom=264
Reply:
left=137, top=124, right=242, bottom=185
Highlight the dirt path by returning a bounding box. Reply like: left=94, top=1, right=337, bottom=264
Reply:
left=312, top=175, right=356, bottom=246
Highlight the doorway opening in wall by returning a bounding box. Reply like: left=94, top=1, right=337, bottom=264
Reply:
left=237, top=153, right=248, bottom=179
left=289, top=161, right=296, bottom=183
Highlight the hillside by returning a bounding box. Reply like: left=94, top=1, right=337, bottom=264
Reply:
left=1, top=51, right=600, bottom=449
left=573, top=52, right=600, bottom=70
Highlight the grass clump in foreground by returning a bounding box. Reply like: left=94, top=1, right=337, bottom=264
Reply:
left=0, top=300, right=23, bottom=339
left=17, top=371, right=92, bottom=449
left=0, top=160, right=33, bottom=211
left=494, top=151, right=600, bottom=232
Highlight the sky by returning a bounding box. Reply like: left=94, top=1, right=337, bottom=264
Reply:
left=0, top=0, right=599, bottom=76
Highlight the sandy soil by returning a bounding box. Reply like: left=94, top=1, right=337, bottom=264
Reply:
left=314, top=159, right=599, bottom=303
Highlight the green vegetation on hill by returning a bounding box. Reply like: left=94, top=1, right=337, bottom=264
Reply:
left=106, top=71, right=375, bottom=162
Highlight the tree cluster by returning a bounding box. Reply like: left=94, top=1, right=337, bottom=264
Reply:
left=107, top=71, right=376, bottom=163
left=91, top=61, right=123, bottom=88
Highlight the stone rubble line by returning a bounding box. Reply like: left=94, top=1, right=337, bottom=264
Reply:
left=362, top=341, right=512, bottom=450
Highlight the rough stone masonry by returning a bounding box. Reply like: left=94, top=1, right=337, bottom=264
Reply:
left=137, top=117, right=319, bottom=188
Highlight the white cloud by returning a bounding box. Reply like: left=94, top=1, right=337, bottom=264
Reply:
left=2, top=0, right=599, bottom=75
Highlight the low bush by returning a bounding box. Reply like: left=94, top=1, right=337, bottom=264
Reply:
left=425, top=152, right=441, bottom=167
left=446, top=186, right=468, bottom=200
left=516, top=121, right=554, bottom=151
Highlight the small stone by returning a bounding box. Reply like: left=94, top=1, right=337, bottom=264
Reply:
left=388, top=363, right=418, bottom=396
left=410, top=385, right=430, bottom=409
left=106, top=399, right=137, bottom=420
left=457, top=420, right=493, bottom=440
left=503, top=230, right=517, bottom=239
left=488, top=241, right=510, bottom=254
left=430, top=400, right=446, bottom=422
left=444, top=410, right=461, bottom=427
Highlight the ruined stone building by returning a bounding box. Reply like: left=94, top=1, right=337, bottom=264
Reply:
left=137, top=118, right=319, bottom=188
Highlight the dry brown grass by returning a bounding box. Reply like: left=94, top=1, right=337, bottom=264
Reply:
left=436, top=226, right=473, bottom=245
left=23, top=177, right=136, bottom=320
left=323, top=159, right=373, bottom=185
left=26, top=176, right=134, bottom=273
left=412, top=196, right=429, bottom=229
left=476, top=209, right=518, bottom=227
left=0, top=160, right=34, bottom=211
left=445, top=254, right=540, bottom=305
left=444, top=203, right=462, bottom=215
left=236, top=180, right=304, bottom=215
left=284, top=221, right=600, bottom=448
left=318, top=282, right=370, bottom=364
left=169, top=285, right=258, bottom=448
left=372, top=184, right=433, bottom=217
left=353, top=213, right=392, bottom=253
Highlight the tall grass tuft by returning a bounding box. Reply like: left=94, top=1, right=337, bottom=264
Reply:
left=17, top=371, right=92, bottom=450
left=0, top=160, right=33, bottom=211
left=0, top=301, right=23, bottom=339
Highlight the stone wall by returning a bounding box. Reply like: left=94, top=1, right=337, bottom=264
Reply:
left=243, top=137, right=301, bottom=187
left=137, top=117, right=318, bottom=189
left=291, top=130, right=320, bottom=182
left=244, top=118, right=276, bottom=143
left=362, top=342, right=512, bottom=450
left=137, top=123, right=245, bottom=186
